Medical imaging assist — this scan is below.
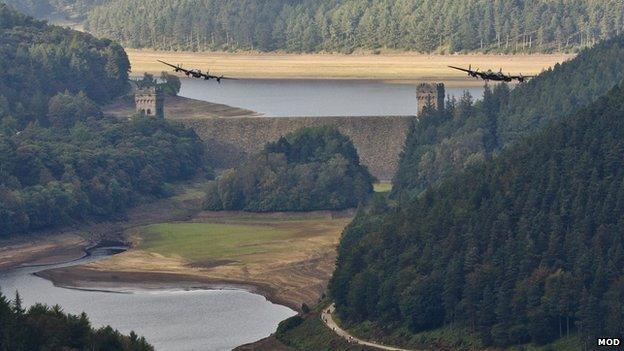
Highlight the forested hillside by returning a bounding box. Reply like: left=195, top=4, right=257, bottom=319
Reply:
left=0, top=4, right=128, bottom=128
left=0, top=292, right=153, bottom=350
left=204, top=126, right=374, bottom=212
left=330, top=83, right=624, bottom=348
left=0, top=5, right=207, bottom=236
left=3, top=0, right=109, bottom=21
left=85, top=0, right=624, bottom=53
left=393, top=34, right=624, bottom=196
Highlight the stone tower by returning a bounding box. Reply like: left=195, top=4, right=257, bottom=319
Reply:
left=416, top=83, right=445, bottom=116
left=135, top=87, right=164, bottom=118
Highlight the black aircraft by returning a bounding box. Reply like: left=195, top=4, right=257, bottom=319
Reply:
left=157, top=60, right=234, bottom=83
left=449, top=65, right=533, bottom=83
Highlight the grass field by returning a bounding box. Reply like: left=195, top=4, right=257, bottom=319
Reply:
left=80, top=213, right=353, bottom=308
left=373, top=182, right=392, bottom=193
left=138, top=221, right=324, bottom=263
left=127, top=49, right=573, bottom=84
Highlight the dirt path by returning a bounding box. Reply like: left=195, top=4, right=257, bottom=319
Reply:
left=322, top=303, right=417, bottom=351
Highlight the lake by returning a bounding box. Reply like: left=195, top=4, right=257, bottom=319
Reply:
left=0, top=79, right=485, bottom=351
left=0, top=247, right=296, bottom=351
left=179, top=78, right=485, bottom=117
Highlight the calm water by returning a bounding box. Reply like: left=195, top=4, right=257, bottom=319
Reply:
left=179, top=78, right=485, bottom=117
left=0, top=248, right=295, bottom=351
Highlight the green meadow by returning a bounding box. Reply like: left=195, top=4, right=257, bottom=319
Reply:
left=137, top=222, right=298, bottom=262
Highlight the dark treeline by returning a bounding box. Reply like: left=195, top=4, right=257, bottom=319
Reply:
left=330, top=83, right=624, bottom=347
left=0, top=291, right=153, bottom=350
left=393, top=34, right=624, bottom=196
left=85, top=0, right=624, bottom=53
left=0, top=114, right=206, bottom=236
left=0, top=3, right=128, bottom=128
left=0, top=5, right=208, bottom=236
left=3, top=0, right=109, bottom=21
left=204, top=126, right=374, bottom=212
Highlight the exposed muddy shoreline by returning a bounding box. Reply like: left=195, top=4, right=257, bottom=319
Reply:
left=0, top=185, right=348, bottom=349
left=36, top=267, right=301, bottom=312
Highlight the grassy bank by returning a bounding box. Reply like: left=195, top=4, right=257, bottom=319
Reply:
left=273, top=305, right=584, bottom=351
left=373, top=182, right=392, bottom=193
left=137, top=218, right=344, bottom=264
left=127, top=50, right=573, bottom=83
left=274, top=301, right=374, bottom=351
left=41, top=211, right=353, bottom=310
left=346, top=321, right=583, bottom=351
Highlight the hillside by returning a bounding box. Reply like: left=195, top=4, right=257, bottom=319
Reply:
left=330, top=83, right=624, bottom=348
left=0, top=5, right=208, bottom=236
left=2, top=0, right=109, bottom=21
left=0, top=3, right=128, bottom=127
left=204, top=126, right=374, bottom=212
left=85, top=0, right=623, bottom=54
left=393, top=34, right=624, bottom=196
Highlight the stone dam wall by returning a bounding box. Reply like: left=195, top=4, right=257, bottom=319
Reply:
left=179, top=116, right=413, bottom=181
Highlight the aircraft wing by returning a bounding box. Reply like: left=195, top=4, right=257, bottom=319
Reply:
left=200, top=72, right=237, bottom=81
left=509, top=74, right=534, bottom=82
left=157, top=60, right=192, bottom=75
left=448, top=66, right=473, bottom=74
left=200, top=72, right=218, bottom=80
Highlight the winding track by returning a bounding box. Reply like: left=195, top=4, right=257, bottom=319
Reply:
left=320, top=303, right=416, bottom=351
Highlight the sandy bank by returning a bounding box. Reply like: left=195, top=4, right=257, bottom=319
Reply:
left=34, top=209, right=354, bottom=312
left=37, top=268, right=298, bottom=311
left=0, top=233, right=89, bottom=271
left=128, top=49, right=573, bottom=83
left=0, top=181, right=207, bottom=272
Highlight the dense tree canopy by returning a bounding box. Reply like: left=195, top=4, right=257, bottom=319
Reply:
left=85, top=0, right=624, bottom=53
left=0, top=6, right=208, bottom=237
left=393, top=34, right=624, bottom=196
left=0, top=114, right=206, bottom=237
left=3, top=0, right=110, bottom=21
left=204, top=126, right=374, bottom=212
left=0, top=3, right=129, bottom=128
left=0, top=291, right=153, bottom=350
left=330, top=83, right=624, bottom=348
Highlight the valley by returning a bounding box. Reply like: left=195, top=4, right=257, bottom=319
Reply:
left=2, top=2, right=623, bottom=350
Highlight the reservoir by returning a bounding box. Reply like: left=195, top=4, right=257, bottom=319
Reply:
left=0, top=247, right=296, bottom=351
left=179, top=78, right=485, bottom=117
left=1, top=79, right=486, bottom=351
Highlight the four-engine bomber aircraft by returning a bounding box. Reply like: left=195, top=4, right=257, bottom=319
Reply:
left=449, top=65, right=533, bottom=83
left=157, top=60, right=235, bottom=83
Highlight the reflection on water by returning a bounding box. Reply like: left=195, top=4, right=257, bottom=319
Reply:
left=179, top=78, right=485, bottom=117
left=0, top=248, right=295, bottom=351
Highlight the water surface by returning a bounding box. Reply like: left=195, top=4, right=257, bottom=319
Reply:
left=0, top=248, right=295, bottom=351
left=179, top=78, right=485, bottom=117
